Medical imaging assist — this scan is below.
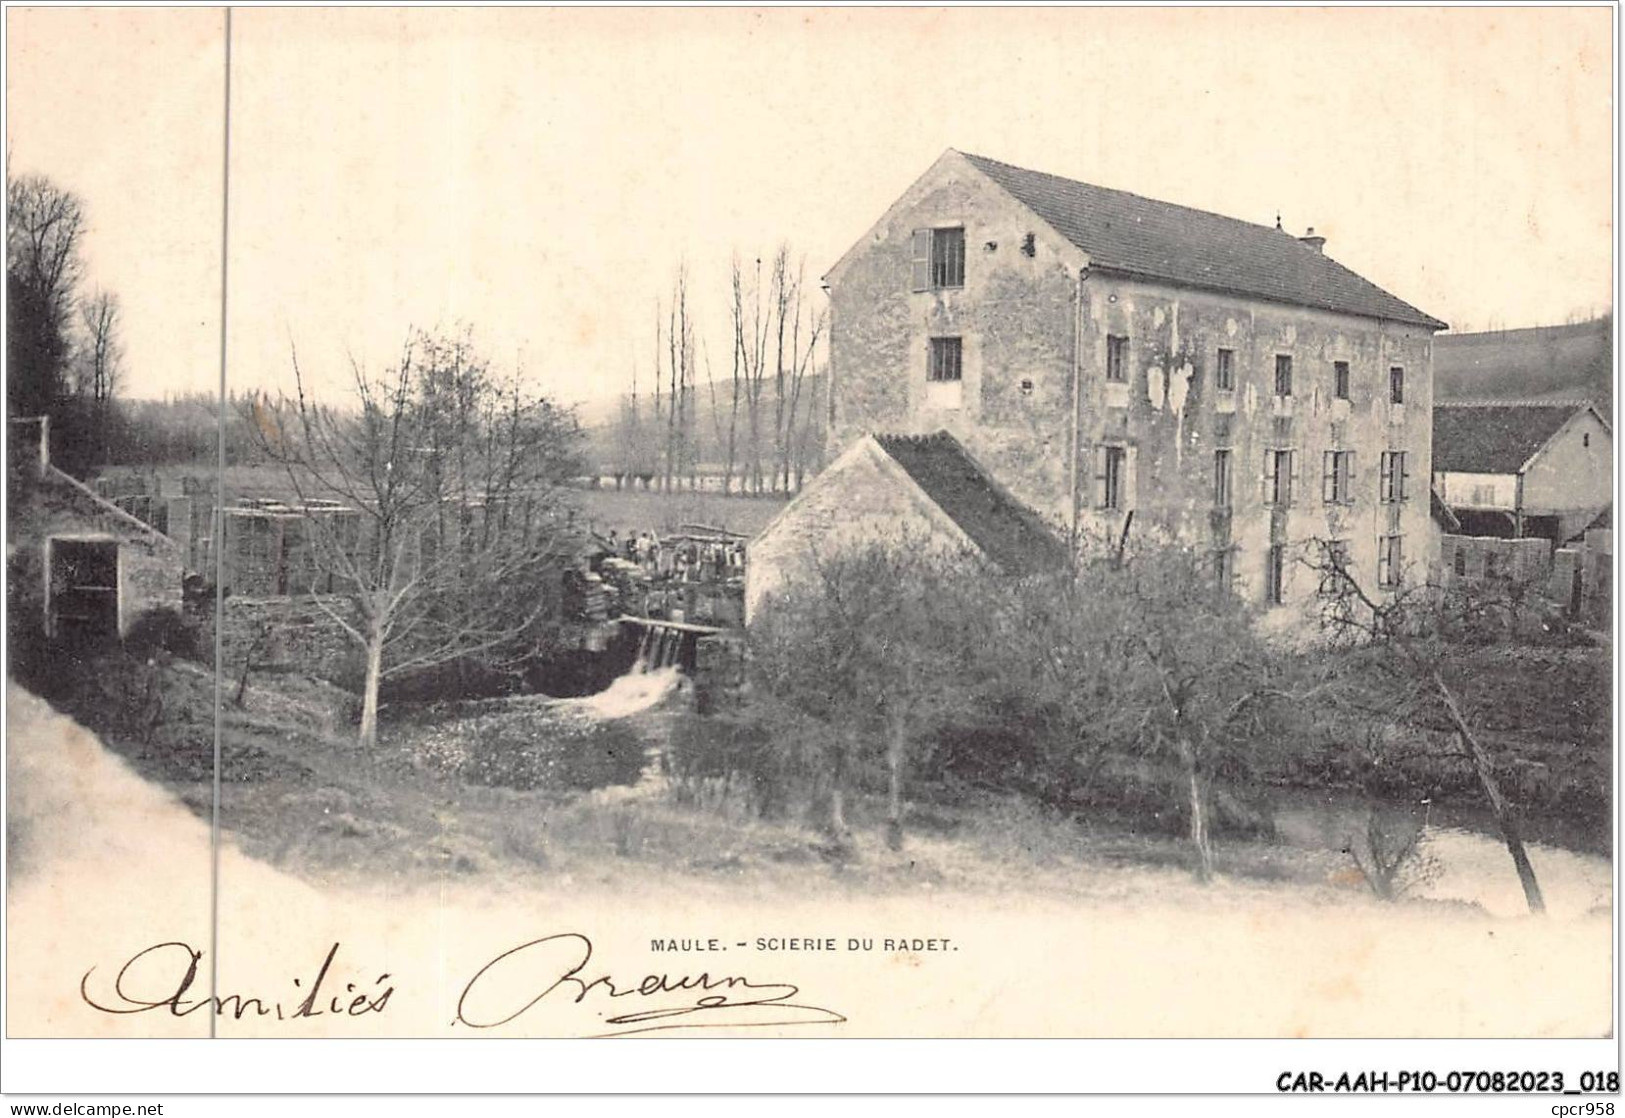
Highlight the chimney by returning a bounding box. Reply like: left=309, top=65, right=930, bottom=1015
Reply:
left=1299, top=226, right=1327, bottom=253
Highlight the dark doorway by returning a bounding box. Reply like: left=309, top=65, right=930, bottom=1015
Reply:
left=49, top=539, right=118, bottom=642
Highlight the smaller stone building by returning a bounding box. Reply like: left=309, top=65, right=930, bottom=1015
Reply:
left=745, top=429, right=1066, bottom=621
left=7, top=417, right=186, bottom=643
left=1432, top=400, right=1611, bottom=544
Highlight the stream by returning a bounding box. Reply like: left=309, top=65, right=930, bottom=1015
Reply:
left=1272, top=790, right=1612, bottom=918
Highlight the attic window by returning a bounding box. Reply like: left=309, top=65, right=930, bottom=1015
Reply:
left=912, top=226, right=965, bottom=290
left=1389, top=366, right=1405, bottom=405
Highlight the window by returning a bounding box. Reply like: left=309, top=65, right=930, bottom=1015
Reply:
left=1389, top=366, right=1405, bottom=405
left=910, top=226, right=965, bottom=290
left=1265, top=544, right=1287, bottom=605
left=1212, top=547, right=1234, bottom=592
left=1485, top=550, right=1505, bottom=580
left=1453, top=548, right=1468, bottom=577
left=1333, top=361, right=1350, bottom=400
left=1215, top=348, right=1235, bottom=391
left=1322, top=450, right=1355, bottom=505
left=1213, top=449, right=1232, bottom=508
left=1319, top=539, right=1351, bottom=597
left=1274, top=355, right=1293, bottom=397
left=928, top=337, right=963, bottom=382
left=1379, top=451, right=1409, bottom=503
left=1100, top=446, right=1127, bottom=510
left=1378, top=535, right=1404, bottom=589
left=1106, top=335, right=1129, bottom=382
left=1264, top=449, right=1294, bottom=506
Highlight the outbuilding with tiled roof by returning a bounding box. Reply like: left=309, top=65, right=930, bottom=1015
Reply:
left=1432, top=400, right=1611, bottom=543
left=745, top=430, right=1065, bottom=622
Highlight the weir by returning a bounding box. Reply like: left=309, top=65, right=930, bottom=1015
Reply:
left=620, top=615, right=725, bottom=674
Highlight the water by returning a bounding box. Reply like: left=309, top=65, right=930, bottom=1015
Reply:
left=1273, top=792, right=1612, bottom=919
left=562, top=666, right=682, bottom=720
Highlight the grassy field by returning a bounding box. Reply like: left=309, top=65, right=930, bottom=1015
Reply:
left=96, top=462, right=792, bottom=539
left=17, top=641, right=1610, bottom=916
left=16, top=647, right=1362, bottom=899
left=566, top=485, right=789, bottom=539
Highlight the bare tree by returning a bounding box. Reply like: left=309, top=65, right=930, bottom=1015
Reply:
left=1307, top=539, right=1547, bottom=913
left=72, top=288, right=122, bottom=465
left=725, top=246, right=825, bottom=495
left=7, top=173, right=85, bottom=425
left=250, top=327, right=583, bottom=748
left=76, top=289, right=121, bottom=401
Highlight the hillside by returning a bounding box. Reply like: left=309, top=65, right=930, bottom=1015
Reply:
left=1434, top=317, right=1613, bottom=412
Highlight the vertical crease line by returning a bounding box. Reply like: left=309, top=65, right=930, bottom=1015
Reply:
left=210, top=6, right=233, bottom=1041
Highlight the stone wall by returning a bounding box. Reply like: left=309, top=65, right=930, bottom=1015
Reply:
left=1521, top=407, right=1612, bottom=533
left=1441, top=534, right=1552, bottom=586
left=1075, top=276, right=1438, bottom=632
left=826, top=153, right=1439, bottom=632
left=827, top=156, right=1081, bottom=525
left=745, top=438, right=980, bottom=621
left=220, top=595, right=361, bottom=688
left=8, top=467, right=185, bottom=639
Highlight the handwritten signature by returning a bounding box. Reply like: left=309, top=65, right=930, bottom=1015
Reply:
left=79, top=934, right=845, bottom=1037
left=454, top=932, right=846, bottom=1037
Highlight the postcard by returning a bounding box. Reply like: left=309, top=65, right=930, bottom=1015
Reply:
left=3, top=5, right=1615, bottom=1098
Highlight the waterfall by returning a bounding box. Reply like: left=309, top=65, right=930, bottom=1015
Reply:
left=632, top=621, right=688, bottom=674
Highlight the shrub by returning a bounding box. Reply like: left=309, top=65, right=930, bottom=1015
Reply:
left=124, top=608, right=206, bottom=663
left=665, top=703, right=847, bottom=822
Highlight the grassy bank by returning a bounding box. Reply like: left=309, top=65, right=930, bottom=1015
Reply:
left=12, top=633, right=1607, bottom=913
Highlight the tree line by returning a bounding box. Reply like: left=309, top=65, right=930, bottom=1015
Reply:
left=7, top=172, right=127, bottom=475
left=605, top=245, right=825, bottom=495
left=677, top=531, right=1601, bottom=913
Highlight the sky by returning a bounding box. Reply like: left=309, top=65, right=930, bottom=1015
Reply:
left=6, top=7, right=1615, bottom=408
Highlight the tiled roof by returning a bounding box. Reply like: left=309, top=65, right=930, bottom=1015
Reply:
left=875, top=431, right=1068, bottom=576
left=960, top=152, right=1446, bottom=331
left=1432, top=403, right=1583, bottom=474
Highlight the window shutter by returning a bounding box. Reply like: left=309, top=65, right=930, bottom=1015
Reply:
left=1399, top=453, right=1410, bottom=501
left=1322, top=452, right=1334, bottom=503
left=910, top=229, right=932, bottom=292
left=1123, top=446, right=1138, bottom=513
left=1379, top=454, right=1393, bottom=502
left=1342, top=452, right=1356, bottom=504
left=1288, top=451, right=1300, bottom=506
left=1093, top=445, right=1108, bottom=508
